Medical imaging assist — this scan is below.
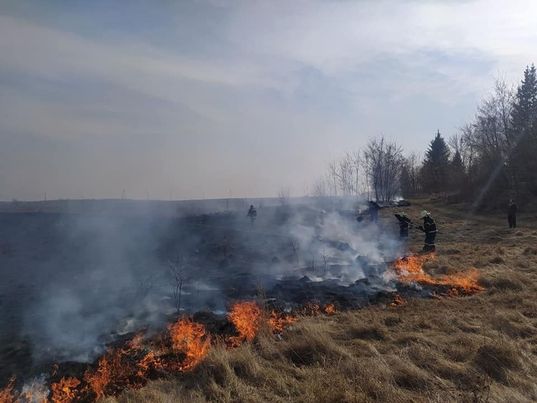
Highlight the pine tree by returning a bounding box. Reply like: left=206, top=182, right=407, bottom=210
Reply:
left=421, top=131, right=451, bottom=193
left=510, top=64, right=537, bottom=197
left=510, top=64, right=537, bottom=137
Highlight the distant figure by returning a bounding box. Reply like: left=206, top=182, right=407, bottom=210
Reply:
left=368, top=201, right=381, bottom=223
left=418, top=210, right=437, bottom=253
left=247, top=204, right=257, bottom=224
left=394, top=212, right=412, bottom=238
left=508, top=199, right=518, bottom=229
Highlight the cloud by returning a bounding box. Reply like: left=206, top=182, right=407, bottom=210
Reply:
left=0, top=1, right=536, bottom=199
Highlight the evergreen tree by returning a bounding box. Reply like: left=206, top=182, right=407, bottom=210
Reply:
left=421, top=131, right=451, bottom=193
left=510, top=64, right=537, bottom=197
left=510, top=64, right=537, bottom=136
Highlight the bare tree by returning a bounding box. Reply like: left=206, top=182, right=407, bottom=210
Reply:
left=277, top=187, right=291, bottom=205
left=400, top=152, right=421, bottom=197
left=167, top=257, right=188, bottom=314
left=322, top=152, right=362, bottom=197
left=328, top=161, right=339, bottom=196
left=362, top=137, right=403, bottom=203
left=469, top=79, right=514, bottom=161
left=312, top=179, right=326, bottom=197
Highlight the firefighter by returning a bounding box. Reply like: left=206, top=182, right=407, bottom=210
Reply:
left=394, top=212, right=412, bottom=238
left=508, top=199, right=518, bottom=229
left=418, top=210, right=437, bottom=253
left=247, top=204, right=257, bottom=224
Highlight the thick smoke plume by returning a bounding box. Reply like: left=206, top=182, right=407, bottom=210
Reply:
left=0, top=198, right=402, bottom=367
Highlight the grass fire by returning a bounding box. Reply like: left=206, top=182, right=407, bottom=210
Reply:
left=3, top=199, right=537, bottom=401
left=2, top=2, right=537, bottom=401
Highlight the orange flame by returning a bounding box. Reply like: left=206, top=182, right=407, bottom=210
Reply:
left=390, top=294, right=406, bottom=306
left=127, top=332, right=145, bottom=350
left=393, top=254, right=484, bottom=295
left=83, top=355, right=112, bottom=399
left=168, top=318, right=211, bottom=370
left=50, top=377, right=80, bottom=403
left=3, top=300, right=349, bottom=400
left=0, top=377, right=15, bottom=403
left=268, top=310, right=297, bottom=333
left=227, top=301, right=262, bottom=346
left=136, top=351, right=162, bottom=378
left=323, top=303, right=337, bottom=315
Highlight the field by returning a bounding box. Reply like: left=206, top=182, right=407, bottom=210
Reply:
left=1, top=199, right=537, bottom=402
left=105, top=200, right=537, bottom=403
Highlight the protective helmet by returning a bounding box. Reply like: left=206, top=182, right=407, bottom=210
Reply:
left=420, top=210, right=430, bottom=218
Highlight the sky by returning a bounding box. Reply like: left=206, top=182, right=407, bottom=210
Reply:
left=1, top=0, right=536, bottom=201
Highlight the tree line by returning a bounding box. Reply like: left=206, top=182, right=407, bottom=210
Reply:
left=313, top=64, right=537, bottom=208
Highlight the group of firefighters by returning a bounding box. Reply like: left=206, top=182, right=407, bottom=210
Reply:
left=359, top=198, right=519, bottom=253
left=392, top=199, right=518, bottom=253
left=246, top=199, right=518, bottom=254
left=394, top=210, right=437, bottom=252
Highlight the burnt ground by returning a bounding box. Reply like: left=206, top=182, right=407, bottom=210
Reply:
left=0, top=201, right=397, bottom=386
left=106, top=199, right=537, bottom=403
left=4, top=199, right=537, bottom=402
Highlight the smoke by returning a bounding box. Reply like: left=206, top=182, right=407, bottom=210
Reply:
left=20, top=376, right=49, bottom=402
left=1, top=198, right=402, bottom=367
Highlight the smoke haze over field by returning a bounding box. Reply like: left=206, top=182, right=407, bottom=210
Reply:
left=1, top=1, right=537, bottom=200
left=0, top=200, right=401, bottom=365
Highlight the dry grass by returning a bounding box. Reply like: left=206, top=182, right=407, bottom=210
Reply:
left=105, top=200, right=537, bottom=402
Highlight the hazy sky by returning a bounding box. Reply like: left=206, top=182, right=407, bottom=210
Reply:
left=1, top=0, right=536, bottom=200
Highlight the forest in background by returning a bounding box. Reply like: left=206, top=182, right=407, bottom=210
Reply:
left=313, top=64, right=537, bottom=210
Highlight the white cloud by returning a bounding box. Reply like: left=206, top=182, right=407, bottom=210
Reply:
left=1, top=1, right=537, bottom=199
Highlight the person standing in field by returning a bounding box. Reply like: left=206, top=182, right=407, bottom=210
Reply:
left=508, top=199, right=518, bottom=229
left=394, top=212, right=412, bottom=239
left=418, top=210, right=437, bottom=253
left=247, top=204, right=257, bottom=225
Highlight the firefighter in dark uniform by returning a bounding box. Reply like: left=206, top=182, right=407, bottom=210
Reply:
left=508, top=199, right=518, bottom=229
left=247, top=204, right=257, bottom=224
left=394, top=212, right=412, bottom=238
left=418, top=210, right=437, bottom=253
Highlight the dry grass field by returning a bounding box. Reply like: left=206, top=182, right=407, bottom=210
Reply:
left=100, top=200, right=537, bottom=403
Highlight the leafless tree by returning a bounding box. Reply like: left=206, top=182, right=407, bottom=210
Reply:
left=328, top=161, right=339, bottom=196
left=401, top=152, right=422, bottom=197
left=278, top=187, right=291, bottom=206
left=312, top=176, right=328, bottom=197
left=362, top=137, right=403, bottom=203
left=468, top=80, right=515, bottom=161
left=167, top=257, right=189, bottom=314
left=323, top=152, right=363, bottom=196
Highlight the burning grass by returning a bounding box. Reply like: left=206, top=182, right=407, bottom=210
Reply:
left=0, top=248, right=488, bottom=402
left=4, top=201, right=537, bottom=402
left=226, top=301, right=263, bottom=346
left=0, top=302, right=306, bottom=402
left=0, top=378, right=15, bottom=403
left=393, top=253, right=484, bottom=295
left=104, top=201, right=537, bottom=402
left=169, top=318, right=211, bottom=371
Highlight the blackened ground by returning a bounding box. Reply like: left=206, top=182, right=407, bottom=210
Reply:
left=0, top=202, right=393, bottom=385
left=106, top=199, right=537, bottom=403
